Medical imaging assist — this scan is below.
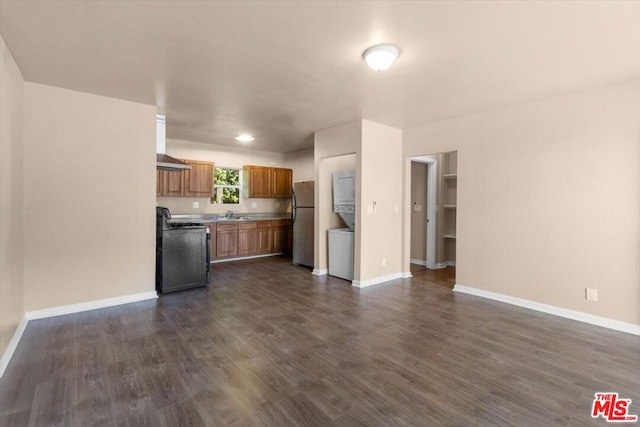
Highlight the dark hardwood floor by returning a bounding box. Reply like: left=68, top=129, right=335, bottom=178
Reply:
left=1, top=256, right=638, bottom=426
left=409, top=264, right=456, bottom=289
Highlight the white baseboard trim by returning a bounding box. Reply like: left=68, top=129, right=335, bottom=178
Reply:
left=444, top=261, right=456, bottom=267
left=212, top=253, right=282, bottom=263
left=312, top=268, right=328, bottom=276
left=453, top=285, right=640, bottom=336
left=1, top=291, right=157, bottom=379
left=426, top=262, right=447, bottom=270
left=352, top=272, right=404, bottom=288
left=26, top=291, right=158, bottom=321
left=410, top=258, right=427, bottom=266
left=0, top=316, right=28, bottom=379
left=401, top=271, right=413, bottom=279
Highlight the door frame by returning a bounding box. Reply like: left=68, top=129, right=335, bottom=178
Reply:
left=410, top=156, right=437, bottom=269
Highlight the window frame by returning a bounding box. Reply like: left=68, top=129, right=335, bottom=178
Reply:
left=211, top=166, right=242, bottom=205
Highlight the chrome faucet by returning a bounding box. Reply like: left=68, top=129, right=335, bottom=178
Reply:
left=225, top=210, right=234, bottom=219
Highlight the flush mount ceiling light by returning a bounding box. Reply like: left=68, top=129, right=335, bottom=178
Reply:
left=235, top=134, right=254, bottom=143
left=362, top=44, right=400, bottom=71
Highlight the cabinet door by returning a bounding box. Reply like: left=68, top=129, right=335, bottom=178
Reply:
left=243, top=166, right=272, bottom=198
left=237, top=222, right=258, bottom=255
left=216, top=223, right=238, bottom=258
left=184, top=160, right=214, bottom=197
left=257, top=228, right=273, bottom=254
left=156, top=171, right=163, bottom=196
left=272, top=227, right=284, bottom=253
left=208, top=223, right=217, bottom=261
left=217, top=231, right=237, bottom=258
left=162, top=170, right=185, bottom=196
left=284, top=226, right=293, bottom=254
left=272, top=168, right=292, bottom=198
left=258, top=229, right=273, bottom=254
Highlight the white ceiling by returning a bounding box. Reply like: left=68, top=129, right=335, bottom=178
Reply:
left=1, top=1, right=638, bottom=153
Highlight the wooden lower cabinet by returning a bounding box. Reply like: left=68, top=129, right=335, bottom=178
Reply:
left=210, top=219, right=293, bottom=260
left=272, top=227, right=284, bottom=254
left=216, top=222, right=238, bottom=258
left=271, top=219, right=292, bottom=255
left=283, top=226, right=293, bottom=254
left=257, top=221, right=273, bottom=254
left=237, top=222, right=258, bottom=255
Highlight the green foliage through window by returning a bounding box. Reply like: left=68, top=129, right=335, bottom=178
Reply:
left=212, top=167, right=241, bottom=204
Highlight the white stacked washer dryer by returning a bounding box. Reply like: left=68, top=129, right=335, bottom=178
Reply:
left=328, top=171, right=355, bottom=281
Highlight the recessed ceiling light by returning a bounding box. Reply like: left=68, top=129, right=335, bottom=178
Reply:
left=362, top=44, right=400, bottom=71
left=235, top=134, right=254, bottom=143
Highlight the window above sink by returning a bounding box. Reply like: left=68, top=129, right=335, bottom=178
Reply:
left=212, top=166, right=241, bottom=205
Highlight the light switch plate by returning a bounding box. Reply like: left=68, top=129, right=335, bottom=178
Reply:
left=192, top=202, right=199, bottom=209
left=251, top=202, right=257, bottom=209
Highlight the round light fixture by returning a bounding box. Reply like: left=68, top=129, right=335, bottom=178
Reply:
left=362, top=44, right=400, bottom=71
left=235, top=134, right=254, bottom=143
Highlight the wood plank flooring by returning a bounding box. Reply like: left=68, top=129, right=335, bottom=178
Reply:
left=409, top=265, right=456, bottom=289
left=1, top=256, right=638, bottom=426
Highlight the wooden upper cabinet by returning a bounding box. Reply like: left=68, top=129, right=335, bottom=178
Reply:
left=156, top=159, right=214, bottom=197
left=243, top=166, right=272, bottom=198
left=243, top=165, right=292, bottom=199
left=156, top=171, right=163, bottom=196
left=272, top=168, right=292, bottom=198
left=184, top=160, right=214, bottom=197
left=162, top=170, right=185, bottom=196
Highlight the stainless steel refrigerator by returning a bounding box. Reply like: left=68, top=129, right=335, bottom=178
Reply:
left=292, top=181, right=314, bottom=267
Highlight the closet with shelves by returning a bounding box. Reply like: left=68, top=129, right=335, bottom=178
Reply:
left=442, top=151, right=457, bottom=265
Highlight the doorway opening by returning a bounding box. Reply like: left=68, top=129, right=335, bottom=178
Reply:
left=409, top=151, right=457, bottom=288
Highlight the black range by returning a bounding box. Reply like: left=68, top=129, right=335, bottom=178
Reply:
left=156, top=206, right=210, bottom=294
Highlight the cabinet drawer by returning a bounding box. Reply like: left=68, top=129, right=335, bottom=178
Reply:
left=238, top=221, right=257, bottom=230
left=258, top=220, right=272, bottom=228
left=271, top=219, right=291, bottom=227
left=217, top=222, right=238, bottom=231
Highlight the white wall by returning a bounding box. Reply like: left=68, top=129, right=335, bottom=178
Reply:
left=313, top=119, right=403, bottom=283
left=23, top=83, right=156, bottom=311
left=285, top=148, right=314, bottom=183
left=403, top=79, right=640, bottom=325
left=314, top=121, right=361, bottom=272
left=0, top=36, right=24, bottom=356
left=358, top=120, right=403, bottom=282
left=158, top=138, right=289, bottom=215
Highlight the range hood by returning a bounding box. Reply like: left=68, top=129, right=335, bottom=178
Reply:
left=156, top=115, right=191, bottom=171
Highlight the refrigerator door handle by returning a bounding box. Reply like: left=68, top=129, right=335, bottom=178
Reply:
left=292, top=190, right=297, bottom=224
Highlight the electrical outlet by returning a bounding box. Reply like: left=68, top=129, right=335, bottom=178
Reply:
left=585, top=288, right=598, bottom=301
left=275, top=202, right=280, bottom=208
left=250, top=202, right=257, bottom=209
left=192, top=202, right=199, bottom=209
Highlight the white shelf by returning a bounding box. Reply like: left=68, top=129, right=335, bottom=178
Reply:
left=444, top=173, right=457, bottom=178
left=443, top=205, right=457, bottom=209
left=444, top=234, right=457, bottom=239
